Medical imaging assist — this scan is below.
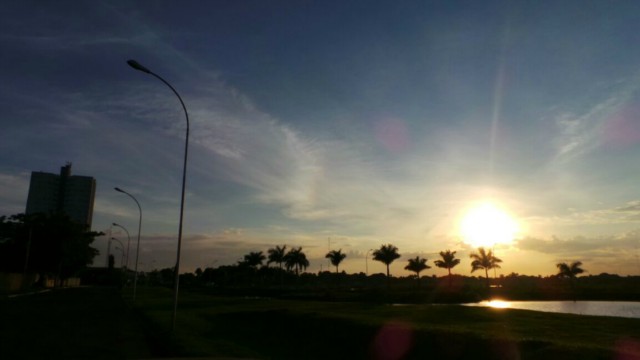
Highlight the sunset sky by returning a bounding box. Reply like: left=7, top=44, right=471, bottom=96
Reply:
left=2, top=1, right=640, bottom=277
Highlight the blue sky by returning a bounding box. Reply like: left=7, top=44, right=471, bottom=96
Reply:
left=2, top=1, right=640, bottom=276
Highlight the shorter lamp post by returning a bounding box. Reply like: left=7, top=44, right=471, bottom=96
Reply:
left=111, top=237, right=125, bottom=268
left=114, top=187, right=142, bottom=301
left=112, top=223, right=131, bottom=269
left=114, top=246, right=125, bottom=268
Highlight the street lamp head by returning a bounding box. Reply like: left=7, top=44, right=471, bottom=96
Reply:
left=114, top=187, right=124, bottom=193
left=127, top=59, right=151, bottom=74
left=112, top=222, right=118, bottom=226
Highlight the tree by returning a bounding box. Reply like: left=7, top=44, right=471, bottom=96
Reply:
left=556, top=261, right=585, bottom=279
left=0, top=213, right=101, bottom=282
left=325, top=249, right=347, bottom=274
left=242, top=251, right=266, bottom=268
left=404, top=256, right=430, bottom=286
left=470, top=247, right=502, bottom=287
left=284, top=247, right=309, bottom=275
left=267, top=245, right=287, bottom=269
left=434, top=250, right=461, bottom=287
left=557, top=261, right=585, bottom=296
left=372, top=244, right=401, bottom=282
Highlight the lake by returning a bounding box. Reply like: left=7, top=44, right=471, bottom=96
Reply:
left=464, top=300, right=640, bottom=319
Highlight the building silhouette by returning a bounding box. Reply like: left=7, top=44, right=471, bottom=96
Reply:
left=25, top=163, right=96, bottom=228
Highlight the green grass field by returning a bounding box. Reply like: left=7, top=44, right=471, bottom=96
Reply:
left=2, top=286, right=640, bottom=359
left=133, top=287, right=640, bottom=359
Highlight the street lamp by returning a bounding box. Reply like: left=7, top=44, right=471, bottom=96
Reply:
left=126, top=59, right=189, bottom=332
left=114, top=247, right=125, bottom=267
left=111, top=237, right=125, bottom=267
left=114, top=187, right=142, bottom=301
left=112, top=223, right=131, bottom=269
left=112, top=238, right=125, bottom=268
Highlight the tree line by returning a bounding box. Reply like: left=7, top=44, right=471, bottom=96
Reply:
left=201, top=243, right=587, bottom=289
left=0, top=211, right=588, bottom=295
left=0, top=213, right=101, bottom=284
left=121, top=242, right=609, bottom=302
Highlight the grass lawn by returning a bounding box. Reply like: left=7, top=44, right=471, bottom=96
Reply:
left=133, top=287, right=640, bottom=359
left=0, top=287, right=151, bottom=360
left=2, top=286, right=639, bottom=359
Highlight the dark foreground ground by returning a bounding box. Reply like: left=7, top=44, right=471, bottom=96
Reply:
left=3, top=286, right=640, bottom=360
left=0, top=287, right=152, bottom=360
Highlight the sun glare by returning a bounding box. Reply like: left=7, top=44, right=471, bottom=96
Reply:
left=460, top=202, right=519, bottom=248
left=486, top=299, right=510, bottom=309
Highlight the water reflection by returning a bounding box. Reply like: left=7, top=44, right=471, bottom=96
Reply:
left=485, top=300, right=510, bottom=309
left=466, top=300, right=640, bottom=319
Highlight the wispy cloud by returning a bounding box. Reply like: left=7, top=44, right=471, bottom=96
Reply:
left=515, top=230, right=640, bottom=275
left=552, top=77, right=640, bottom=164
left=523, top=200, right=640, bottom=229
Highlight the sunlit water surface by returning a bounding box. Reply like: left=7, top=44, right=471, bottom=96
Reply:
left=464, top=300, right=640, bottom=319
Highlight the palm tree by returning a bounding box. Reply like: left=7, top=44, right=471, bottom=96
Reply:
left=404, top=256, right=430, bottom=287
left=470, top=247, right=502, bottom=287
left=242, top=251, right=265, bottom=268
left=372, top=244, right=401, bottom=283
left=557, top=261, right=585, bottom=297
left=556, top=261, right=584, bottom=279
left=267, top=245, right=287, bottom=269
left=284, top=247, right=309, bottom=275
left=434, top=250, right=461, bottom=287
left=325, top=249, right=347, bottom=274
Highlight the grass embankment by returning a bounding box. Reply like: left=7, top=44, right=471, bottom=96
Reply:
left=134, top=287, right=640, bottom=359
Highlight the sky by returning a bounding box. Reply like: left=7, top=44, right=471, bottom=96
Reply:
left=2, top=0, right=640, bottom=277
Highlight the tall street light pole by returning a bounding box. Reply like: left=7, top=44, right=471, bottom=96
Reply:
left=112, top=222, right=131, bottom=269
left=126, top=59, right=189, bottom=332
left=115, top=187, right=142, bottom=301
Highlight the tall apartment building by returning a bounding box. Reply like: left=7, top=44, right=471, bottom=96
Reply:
left=25, top=163, right=96, bottom=229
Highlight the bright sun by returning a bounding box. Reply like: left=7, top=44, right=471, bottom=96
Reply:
left=460, top=202, right=519, bottom=248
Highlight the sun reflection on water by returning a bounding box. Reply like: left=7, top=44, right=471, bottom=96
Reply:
left=486, top=300, right=511, bottom=309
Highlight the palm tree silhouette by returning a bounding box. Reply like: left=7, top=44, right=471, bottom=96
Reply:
left=434, top=250, right=461, bottom=287
left=470, top=247, right=502, bottom=287
left=372, top=244, right=401, bottom=287
left=284, top=247, right=309, bottom=275
left=556, top=261, right=585, bottom=297
left=556, top=261, right=584, bottom=279
left=325, top=249, right=347, bottom=273
left=243, top=251, right=265, bottom=268
left=404, top=256, right=430, bottom=287
left=267, top=245, right=287, bottom=269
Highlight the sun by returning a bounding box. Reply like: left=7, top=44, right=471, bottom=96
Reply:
left=459, top=202, right=519, bottom=248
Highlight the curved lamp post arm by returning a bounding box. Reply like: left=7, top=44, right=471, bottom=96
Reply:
left=110, top=237, right=124, bottom=249
left=115, top=187, right=142, bottom=216
left=127, top=59, right=189, bottom=332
